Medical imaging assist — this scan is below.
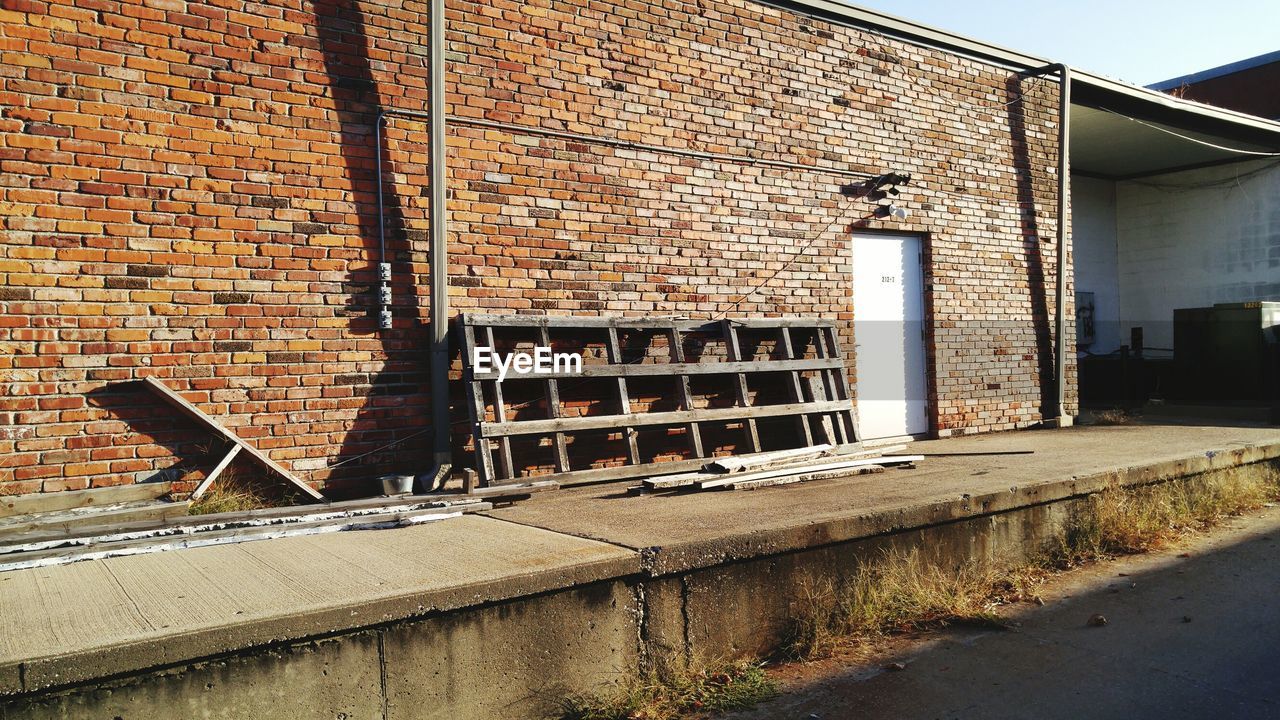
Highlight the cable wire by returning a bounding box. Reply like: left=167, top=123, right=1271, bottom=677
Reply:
left=1098, top=108, right=1280, bottom=158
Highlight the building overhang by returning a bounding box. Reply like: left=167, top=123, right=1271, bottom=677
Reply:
left=772, top=0, right=1280, bottom=181
left=1070, top=75, right=1280, bottom=179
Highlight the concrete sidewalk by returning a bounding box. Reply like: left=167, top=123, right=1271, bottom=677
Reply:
left=486, top=423, right=1280, bottom=573
left=3, top=422, right=1280, bottom=717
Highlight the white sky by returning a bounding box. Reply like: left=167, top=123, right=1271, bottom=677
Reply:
left=843, top=0, right=1279, bottom=86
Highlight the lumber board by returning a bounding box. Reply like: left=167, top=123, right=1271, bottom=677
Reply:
left=0, top=498, right=491, bottom=555
left=481, top=400, right=853, bottom=438
left=0, top=500, right=190, bottom=535
left=191, top=444, right=242, bottom=500
left=722, top=320, right=761, bottom=453
left=706, top=443, right=836, bottom=473
left=459, top=322, right=499, bottom=483
left=0, top=503, right=494, bottom=573
left=0, top=482, right=173, bottom=518
left=544, top=457, right=717, bottom=487
left=468, top=357, right=844, bottom=381
left=538, top=325, right=572, bottom=472
left=731, top=464, right=885, bottom=490
left=483, top=326, right=517, bottom=479
left=697, top=455, right=923, bottom=489
left=464, top=314, right=838, bottom=330
left=776, top=326, right=815, bottom=446
left=667, top=324, right=704, bottom=458
left=143, top=377, right=325, bottom=501
left=606, top=326, right=642, bottom=465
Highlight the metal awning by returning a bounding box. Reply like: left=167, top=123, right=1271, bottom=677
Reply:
left=1069, top=75, right=1280, bottom=179
left=1069, top=105, right=1280, bottom=179
left=773, top=0, right=1280, bottom=180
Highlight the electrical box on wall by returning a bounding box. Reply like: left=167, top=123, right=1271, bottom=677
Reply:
left=1075, top=291, right=1096, bottom=348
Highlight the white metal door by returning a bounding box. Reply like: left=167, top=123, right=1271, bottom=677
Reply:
left=853, top=232, right=928, bottom=439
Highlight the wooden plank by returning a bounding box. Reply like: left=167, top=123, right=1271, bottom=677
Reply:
left=811, top=325, right=847, bottom=445
left=776, top=327, right=815, bottom=446
left=542, top=456, right=716, bottom=487
left=537, top=325, right=571, bottom=473
left=0, top=482, right=174, bottom=518
left=606, top=326, right=642, bottom=466
left=0, top=500, right=191, bottom=536
left=0, top=496, right=496, bottom=553
left=468, top=357, right=844, bottom=381
left=480, top=400, right=853, bottom=437
left=667, top=324, right=704, bottom=458
left=483, top=326, right=516, bottom=480
left=464, top=314, right=838, bottom=330
left=721, top=320, right=761, bottom=453
left=642, top=443, right=891, bottom=490
left=142, top=377, right=325, bottom=501
left=706, top=443, right=835, bottom=473
left=458, top=321, right=498, bottom=486
left=730, top=464, right=885, bottom=490
left=0, top=503, right=495, bottom=573
left=696, top=455, right=923, bottom=489
left=190, top=445, right=242, bottom=500
left=822, top=325, right=861, bottom=443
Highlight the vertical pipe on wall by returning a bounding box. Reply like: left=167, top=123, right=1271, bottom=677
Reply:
left=1053, top=64, right=1072, bottom=427
left=1024, top=62, right=1073, bottom=427
left=426, top=0, right=452, bottom=478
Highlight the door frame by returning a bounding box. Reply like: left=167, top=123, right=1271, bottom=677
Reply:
left=849, top=230, right=936, bottom=440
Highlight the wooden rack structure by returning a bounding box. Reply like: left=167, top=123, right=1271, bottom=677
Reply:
left=458, top=314, right=861, bottom=486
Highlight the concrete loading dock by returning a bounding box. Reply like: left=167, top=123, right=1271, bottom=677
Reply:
left=4, top=422, right=1280, bottom=719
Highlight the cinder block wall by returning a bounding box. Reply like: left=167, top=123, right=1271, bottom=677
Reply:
left=0, top=0, right=1071, bottom=496
left=1115, top=159, right=1280, bottom=349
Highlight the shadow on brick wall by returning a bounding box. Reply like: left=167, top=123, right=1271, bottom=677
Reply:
left=1006, top=74, right=1056, bottom=421
left=313, top=0, right=438, bottom=498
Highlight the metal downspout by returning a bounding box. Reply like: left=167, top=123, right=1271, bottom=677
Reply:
left=373, top=0, right=451, bottom=490
left=425, top=0, right=452, bottom=485
left=1025, top=62, right=1073, bottom=427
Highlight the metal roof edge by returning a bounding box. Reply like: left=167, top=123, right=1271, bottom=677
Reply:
left=1071, top=71, right=1280, bottom=141
left=773, top=0, right=1280, bottom=143
left=1148, top=50, right=1280, bottom=91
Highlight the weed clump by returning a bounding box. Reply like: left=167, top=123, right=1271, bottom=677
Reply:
left=559, top=661, right=778, bottom=720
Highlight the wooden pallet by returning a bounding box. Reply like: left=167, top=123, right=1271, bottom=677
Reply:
left=457, top=314, right=861, bottom=486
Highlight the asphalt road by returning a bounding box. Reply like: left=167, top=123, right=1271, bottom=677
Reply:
left=726, top=506, right=1280, bottom=720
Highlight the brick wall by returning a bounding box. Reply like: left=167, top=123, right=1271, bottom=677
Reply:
left=0, top=0, right=1071, bottom=496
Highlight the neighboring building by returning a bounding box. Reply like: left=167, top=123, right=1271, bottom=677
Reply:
left=1150, top=50, right=1280, bottom=120
left=2, top=1, right=1279, bottom=496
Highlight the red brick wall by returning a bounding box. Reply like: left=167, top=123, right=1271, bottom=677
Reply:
left=0, top=0, right=1073, bottom=496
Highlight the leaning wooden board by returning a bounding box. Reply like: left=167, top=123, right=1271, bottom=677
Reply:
left=143, top=377, right=326, bottom=502
left=458, top=314, right=862, bottom=487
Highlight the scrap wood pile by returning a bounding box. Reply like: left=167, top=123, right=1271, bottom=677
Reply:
left=0, top=480, right=555, bottom=573
left=638, top=442, right=922, bottom=492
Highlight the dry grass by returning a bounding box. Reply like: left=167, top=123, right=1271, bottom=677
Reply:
left=187, top=466, right=289, bottom=515
left=558, top=661, right=778, bottom=720
left=789, top=469, right=1280, bottom=660
left=1045, top=470, right=1280, bottom=566
left=1089, top=408, right=1136, bottom=426
left=788, top=549, right=1022, bottom=660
